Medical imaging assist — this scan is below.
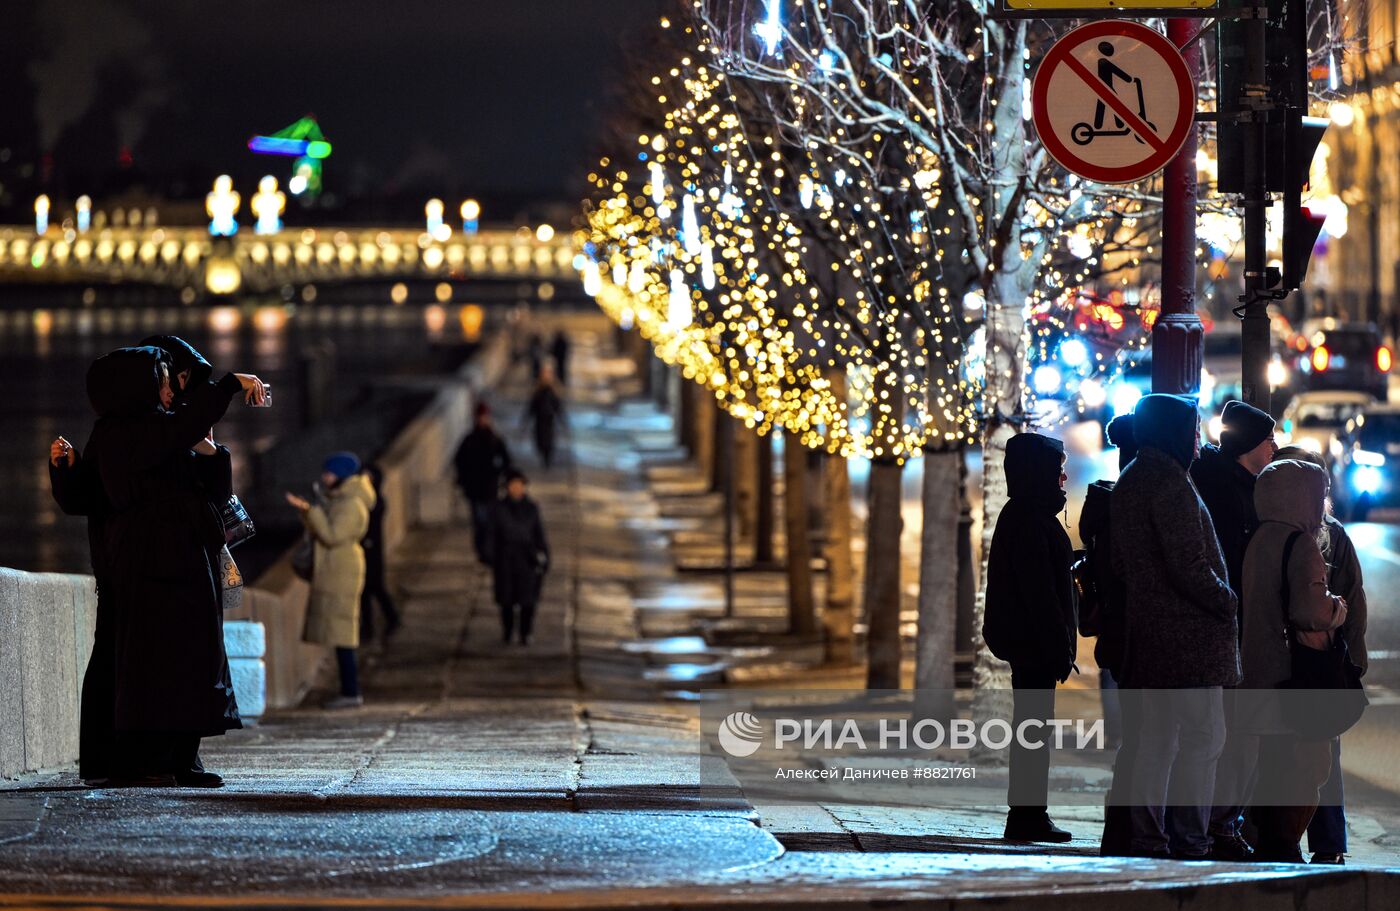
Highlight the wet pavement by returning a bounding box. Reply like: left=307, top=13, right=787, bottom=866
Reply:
left=2, top=316, right=1398, bottom=907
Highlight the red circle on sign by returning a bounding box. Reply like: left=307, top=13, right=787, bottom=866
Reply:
left=1032, top=20, right=1195, bottom=184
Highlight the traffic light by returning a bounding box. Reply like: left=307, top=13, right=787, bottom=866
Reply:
left=1216, top=0, right=1331, bottom=290
left=1282, top=115, right=1329, bottom=289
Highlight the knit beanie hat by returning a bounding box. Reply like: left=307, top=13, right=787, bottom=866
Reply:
left=322, top=451, right=362, bottom=480
left=1217, top=400, right=1276, bottom=458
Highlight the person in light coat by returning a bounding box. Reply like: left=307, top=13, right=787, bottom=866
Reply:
left=287, top=452, right=375, bottom=709
left=1213, top=458, right=1348, bottom=863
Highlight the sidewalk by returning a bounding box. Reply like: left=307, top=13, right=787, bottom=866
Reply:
left=0, top=315, right=1396, bottom=908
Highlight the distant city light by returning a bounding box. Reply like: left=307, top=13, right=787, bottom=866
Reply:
left=206, top=176, right=240, bottom=237
left=536, top=224, right=555, bottom=242
left=75, top=195, right=91, bottom=233
left=461, top=199, right=481, bottom=233
left=425, top=199, right=445, bottom=236
left=251, top=176, right=285, bottom=235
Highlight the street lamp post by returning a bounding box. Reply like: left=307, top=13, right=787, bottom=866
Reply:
left=1152, top=18, right=1204, bottom=398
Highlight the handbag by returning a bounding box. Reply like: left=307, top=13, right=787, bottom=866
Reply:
left=219, top=545, right=244, bottom=612
left=219, top=495, right=257, bottom=549
left=291, top=531, right=315, bottom=581
left=1277, top=530, right=1367, bottom=740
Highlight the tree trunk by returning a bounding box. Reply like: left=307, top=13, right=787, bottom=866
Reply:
left=914, top=447, right=960, bottom=718
left=692, top=386, right=716, bottom=486
left=735, top=425, right=759, bottom=544
left=710, top=402, right=728, bottom=493
left=755, top=431, right=776, bottom=565
left=971, top=266, right=1034, bottom=694
left=955, top=447, right=977, bottom=657
left=822, top=448, right=856, bottom=664
left=678, top=370, right=696, bottom=454
left=863, top=458, right=904, bottom=689
left=783, top=433, right=817, bottom=636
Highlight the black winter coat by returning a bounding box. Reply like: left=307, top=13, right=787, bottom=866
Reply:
left=49, top=446, right=118, bottom=778
left=454, top=427, right=511, bottom=503
left=86, top=347, right=245, bottom=736
left=1079, top=479, right=1128, bottom=676
left=525, top=385, right=565, bottom=455
left=1190, top=443, right=1258, bottom=598
left=1112, top=446, right=1240, bottom=687
left=983, top=433, right=1077, bottom=681
left=489, top=496, right=549, bottom=608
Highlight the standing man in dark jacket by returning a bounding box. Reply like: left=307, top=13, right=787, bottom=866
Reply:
left=454, top=403, right=512, bottom=563
left=489, top=469, right=550, bottom=645
left=1190, top=400, right=1277, bottom=596
left=1111, top=393, right=1238, bottom=858
left=983, top=432, right=1076, bottom=843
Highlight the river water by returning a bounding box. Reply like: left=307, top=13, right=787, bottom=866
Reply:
left=0, top=280, right=564, bottom=576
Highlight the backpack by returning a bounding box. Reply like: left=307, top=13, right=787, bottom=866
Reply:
left=1278, top=531, right=1367, bottom=739
left=1074, top=481, right=1115, bottom=637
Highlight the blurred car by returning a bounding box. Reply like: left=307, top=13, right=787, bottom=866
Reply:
left=1295, top=320, right=1391, bottom=401
left=1278, top=391, right=1375, bottom=460
left=1331, top=405, right=1400, bottom=521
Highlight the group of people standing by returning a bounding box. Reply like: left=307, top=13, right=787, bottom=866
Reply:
left=985, top=395, right=1367, bottom=864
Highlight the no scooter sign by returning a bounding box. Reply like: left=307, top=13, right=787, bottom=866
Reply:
left=1031, top=20, right=1195, bottom=184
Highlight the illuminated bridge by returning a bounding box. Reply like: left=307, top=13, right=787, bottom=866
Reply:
left=0, top=226, right=577, bottom=296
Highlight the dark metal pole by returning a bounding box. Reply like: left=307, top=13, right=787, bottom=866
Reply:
left=1239, top=8, right=1272, bottom=411
left=1153, top=18, right=1204, bottom=396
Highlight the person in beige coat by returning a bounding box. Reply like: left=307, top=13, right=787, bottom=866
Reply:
left=286, top=451, right=375, bottom=709
left=1210, top=458, right=1348, bottom=862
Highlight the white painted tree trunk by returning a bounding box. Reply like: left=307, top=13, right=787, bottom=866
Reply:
left=972, top=267, right=1035, bottom=695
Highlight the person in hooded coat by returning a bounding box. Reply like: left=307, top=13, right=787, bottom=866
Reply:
left=50, top=338, right=240, bottom=784
left=489, top=468, right=550, bottom=645
left=983, top=432, right=1076, bottom=843
left=85, top=347, right=264, bottom=787
left=287, top=452, right=375, bottom=709
left=1191, top=399, right=1277, bottom=597
left=1273, top=447, right=1367, bottom=864
left=1111, top=393, right=1238, bottom=859
left=1214, top=459, right=1348, bottom=862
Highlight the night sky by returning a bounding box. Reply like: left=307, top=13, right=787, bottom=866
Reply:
left=1, top=0, right=669, bottom=214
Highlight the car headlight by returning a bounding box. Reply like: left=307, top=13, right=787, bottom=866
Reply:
left=1060, top=339, right=1089, bottom=369
left=1033, top=364, right=1063, bottom=396
left=1354, top=466, right=1384, bottom=494
left=1267, top=359, right=1288, bottom=388
left=1354, top=448, right=1386, bottom=467
left=1298, top=436, right=1323, bottom=454
left=1208, top=415, right=1224, bottom=441
left=1079, top=377, right=1107, bottom=408
left=1110, top=382, right=1142, bottom=417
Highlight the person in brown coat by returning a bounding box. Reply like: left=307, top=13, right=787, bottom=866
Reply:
left=286, top=452, right=375, bottom=709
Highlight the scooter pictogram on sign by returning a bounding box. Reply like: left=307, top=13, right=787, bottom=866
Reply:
left=1071, top=42, right=1159, bottom=146
left=1032, top=20, right=1195, bottom=184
